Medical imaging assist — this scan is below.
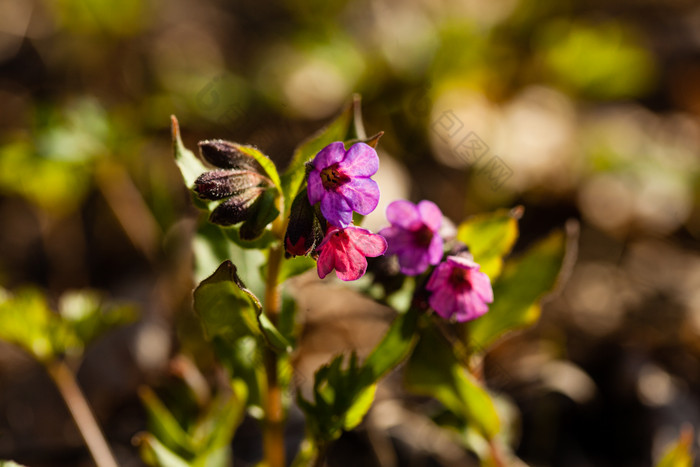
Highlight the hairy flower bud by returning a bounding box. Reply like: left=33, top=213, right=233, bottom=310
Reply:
left=194, top=169, right=272, bottom=201
left=198, top=140, right=266, bottom=172
left=194, top=139, right=277, bottom=233
left=284, top=188, right=326, bottom=258
left=209, top=187, right=266, bottom=226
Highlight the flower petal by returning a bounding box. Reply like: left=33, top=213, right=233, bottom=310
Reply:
left=386, top=200, right=422, bottom=230
left=316, top=246, right=336, bottom=279
left=380, top=227, right=413, bottom=256
left=333, top=240, right=367, bottom=281
left=417, top=200, right=442, bottom=232
left=470, top=269, right=494, bottom=303
left=345, top=227, right=387, bottom=257
left=340, top=143, right=379, bottom=177
left=320, top=193, right=353, bottom=227
left=426, top=262, right=451, bottom=292
left=429, top=289, right=457, bottom=320
left=427, top=234, right=444, bottom=265
left=313, top=142, right=346, bottom=170
left=453, top=293, right=489, bottom=322
left=307, top=169, right=325, bottom=205
left=397, top=248, right=430, bottom=276
left=338, top=178, right=380, bottom=215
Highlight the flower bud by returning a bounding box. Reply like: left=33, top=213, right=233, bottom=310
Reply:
left=209, top=186, right=266, bottom=226
left=194, top=169, right=271, bottom=201
left=198, top=139, right=266, bottom=172
left=284, top=188, right=326, bottom=258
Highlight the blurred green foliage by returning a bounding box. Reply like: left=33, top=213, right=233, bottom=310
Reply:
left=0, top=287, right=136, bottom=362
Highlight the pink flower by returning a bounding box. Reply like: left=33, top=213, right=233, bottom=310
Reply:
left=316, top=226, right=387, bottom=281
left=307, top=142, right=380, bottom=228
left=426, top=255, right=493, bottom=322
left=379, top=200, right=444, bottom=275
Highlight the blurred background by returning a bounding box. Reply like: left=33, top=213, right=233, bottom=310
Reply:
left=1, top=0, right=699, bottom=465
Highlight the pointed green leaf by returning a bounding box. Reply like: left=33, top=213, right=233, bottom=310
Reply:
left=171, top=115, right=208, bottom=189
left=139, top=387, right=194, bottom=455
left=456, top=207, right=521, bottom=280
left=360, top=306, right=419, bottom=385
left=405, top=326, right=500, bottom=439
left=343, top=384, right=377, bottom=430
left=194, top=261, right=261, bottom=344
left=138, top=433, right=192, bottom=467
left=468, top=227, right=571, bottom=350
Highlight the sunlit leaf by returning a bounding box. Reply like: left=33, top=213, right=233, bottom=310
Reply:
left=468, top=228, right=570, bottom=350
left=230, top=145, right=282, bottom=196
left=405, top=326, right=500, bottom=439
left=137, top=433, right=191, bottom=467
left=171, top=115, right=209, bottom=190
left=656, top=426, right=694, bottom=467
left=194, top=261, right=261, bottom=344
left=139, top=387, right=195, bottom=456
left=456, top=207, right=521, bottom=280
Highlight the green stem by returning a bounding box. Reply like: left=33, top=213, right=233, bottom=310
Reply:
left=263, top=204, right=286, bottom=467
left=46, top=360, right=119, bottom=467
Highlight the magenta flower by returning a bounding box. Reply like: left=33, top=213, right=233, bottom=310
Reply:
left=307, top=142, right=380, bottom=228
left=426, top=255, right=493, bottom=322
left=316, top=226, right=387, bottom=281
left=379, top=200, right=444, bottom=275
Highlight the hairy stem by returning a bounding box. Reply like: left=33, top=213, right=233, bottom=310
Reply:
left=263, top=238, right=285, bottom=467
left=46, top=360, right=119, bottom=467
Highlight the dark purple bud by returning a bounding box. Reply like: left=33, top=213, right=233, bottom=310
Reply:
left=194, top=169, right=272, bottom=201
left=198, top=140, right=266, bottom=172
left=284, top=188, right=325, bottom=258
left=209, top=187, right=266, bottom=226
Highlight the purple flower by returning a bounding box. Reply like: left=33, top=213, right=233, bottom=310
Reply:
left=379, top=200, right=444, bottom=275
left=307, top=142, right=380, bottom=228
left=316, top=226, right=387, bottom=281
left=426, top=255, right=493, bottom=322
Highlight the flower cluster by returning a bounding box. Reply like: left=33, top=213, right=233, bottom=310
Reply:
left=285, top=141, right=386, bottom=281
left=287, top=142, right=493, bottom=321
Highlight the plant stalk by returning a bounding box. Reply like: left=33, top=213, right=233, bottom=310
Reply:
left=263, top=237, right=285, bottom=467
left=46, top=359, right=119, bottom=467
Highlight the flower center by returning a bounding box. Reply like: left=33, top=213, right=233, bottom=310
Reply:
left=448, top=267, right=472, bottom=291
left=320, top=164, right=350, bottom=190
left=413, top=224, right=434, bottom=248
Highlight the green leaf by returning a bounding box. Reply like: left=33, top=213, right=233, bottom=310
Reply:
left=298, top=308, right=420, bottom=443
left=278, top=256, right=316, bottom=283
left=59, top=290, right=137, bottom=347
left=221, top=226, right=278, bottom=250
left=468, top=227, right=571, bottom=350
left=171, top=115, right=208, bottom=189
left=239, top=188, right=280, bottom=241
left=298, top=353, right=374, bottom=442
left=656, top=427, right=694, bottom=467
left=361, top=306, right=419, bottom=384
left=139, top=387, right=195, bottom=455
left=343, top=384, right=376, bottom=431
left=193, top=261, right=261, bottom=345
left=0, top=287, right=62, bottom=361
left=191, top=380, right=247, bottom=453
left=138, top=433, right=192, bottom=467
left=229, top=144, right=282, bottom=195
left=405, top=326, right=500, bottom=439
left=281, top=97, right=360, bottom=214
left=456, top=207, right=521, bottom=280
left=194, top=260, right=290, bottom=354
